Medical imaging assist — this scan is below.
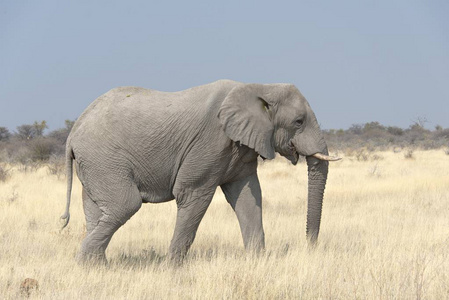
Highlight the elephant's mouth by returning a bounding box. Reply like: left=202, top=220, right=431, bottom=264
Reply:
left=287, top=141, right=301, bottom=165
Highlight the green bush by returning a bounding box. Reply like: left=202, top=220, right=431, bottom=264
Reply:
left=29, top=137, right=59, bottom=161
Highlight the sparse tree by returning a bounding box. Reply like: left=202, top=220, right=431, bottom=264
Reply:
left=16, top=121, right=48, bottom=140
left=434, top=128, right=449, bottom=139
left=411, top=116, right=428, bottom=129
left=64, top=119, right=75, bottom=131
left=48, top=119, right=75, bottom=144
left=348, top=124, right=363, bottom=135
left=363, top=121, right=385, bottom=132
left=16, top=124, right=35, bottom=140
left=0, top=127, right=11, bottom=141
left=387, top=126, right=404, bottom=136
left=32, top=120, right=48, bottom=137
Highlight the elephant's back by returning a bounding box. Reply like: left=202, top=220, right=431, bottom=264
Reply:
left=69, top=81, right=238, bottom=144
left=69, top=87, right=164, bottom=143
left=67, top=83, right=220, bottom=161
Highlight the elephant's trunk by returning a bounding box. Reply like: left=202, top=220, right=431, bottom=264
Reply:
left=305, top=151, right=329, bottom=245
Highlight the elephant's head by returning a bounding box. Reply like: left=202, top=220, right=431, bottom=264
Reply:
left=218, top=83, right=340, bottom=244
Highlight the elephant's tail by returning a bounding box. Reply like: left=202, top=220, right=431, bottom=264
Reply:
left=60, top=146, right=74, bottom=230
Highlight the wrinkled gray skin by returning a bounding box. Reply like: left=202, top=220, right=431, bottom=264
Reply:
left=61, top=80, right=330, bottom=264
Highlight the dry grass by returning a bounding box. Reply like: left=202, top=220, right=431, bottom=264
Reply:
left=0, top=149, right=448, bottom=299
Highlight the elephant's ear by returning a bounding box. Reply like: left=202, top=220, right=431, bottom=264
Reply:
left=218, top=84, right=275, bottom=159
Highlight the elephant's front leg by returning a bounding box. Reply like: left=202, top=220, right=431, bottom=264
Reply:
left=221, top=173, right=265, bottom=251
left=169, top=189, right=215, bottom=262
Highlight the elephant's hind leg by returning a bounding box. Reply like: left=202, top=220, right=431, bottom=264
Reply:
left=82, top=188, right=102, bottom=235
left=77, top=183, right=142, bottom=265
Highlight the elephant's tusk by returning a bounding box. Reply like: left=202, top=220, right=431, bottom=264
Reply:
left=312, top=153, right=342, bottom=161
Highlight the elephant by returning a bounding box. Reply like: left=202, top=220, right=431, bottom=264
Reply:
left=60, top=79, right=340, bottom=264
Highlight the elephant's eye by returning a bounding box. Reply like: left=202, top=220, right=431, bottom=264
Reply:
left=295, top=118, right=304, bottom=127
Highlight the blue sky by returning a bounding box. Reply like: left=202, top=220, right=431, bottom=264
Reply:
left=1, top=0, right=448, bottom=131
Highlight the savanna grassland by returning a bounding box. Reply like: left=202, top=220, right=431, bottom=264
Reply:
left=0, top=149, right=448, bottom=299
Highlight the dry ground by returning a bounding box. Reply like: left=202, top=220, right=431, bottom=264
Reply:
left=0, top=150, right=448, bottom=299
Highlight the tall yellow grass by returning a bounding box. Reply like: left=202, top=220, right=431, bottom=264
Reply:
left=1, top=150, right=448, bottom=299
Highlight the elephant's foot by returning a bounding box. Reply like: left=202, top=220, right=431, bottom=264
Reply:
left=76, top=251, right=108, bottom=267
left=167, top=246, right=190, bottom=267
left=167, top=255, right=184, bottom=267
